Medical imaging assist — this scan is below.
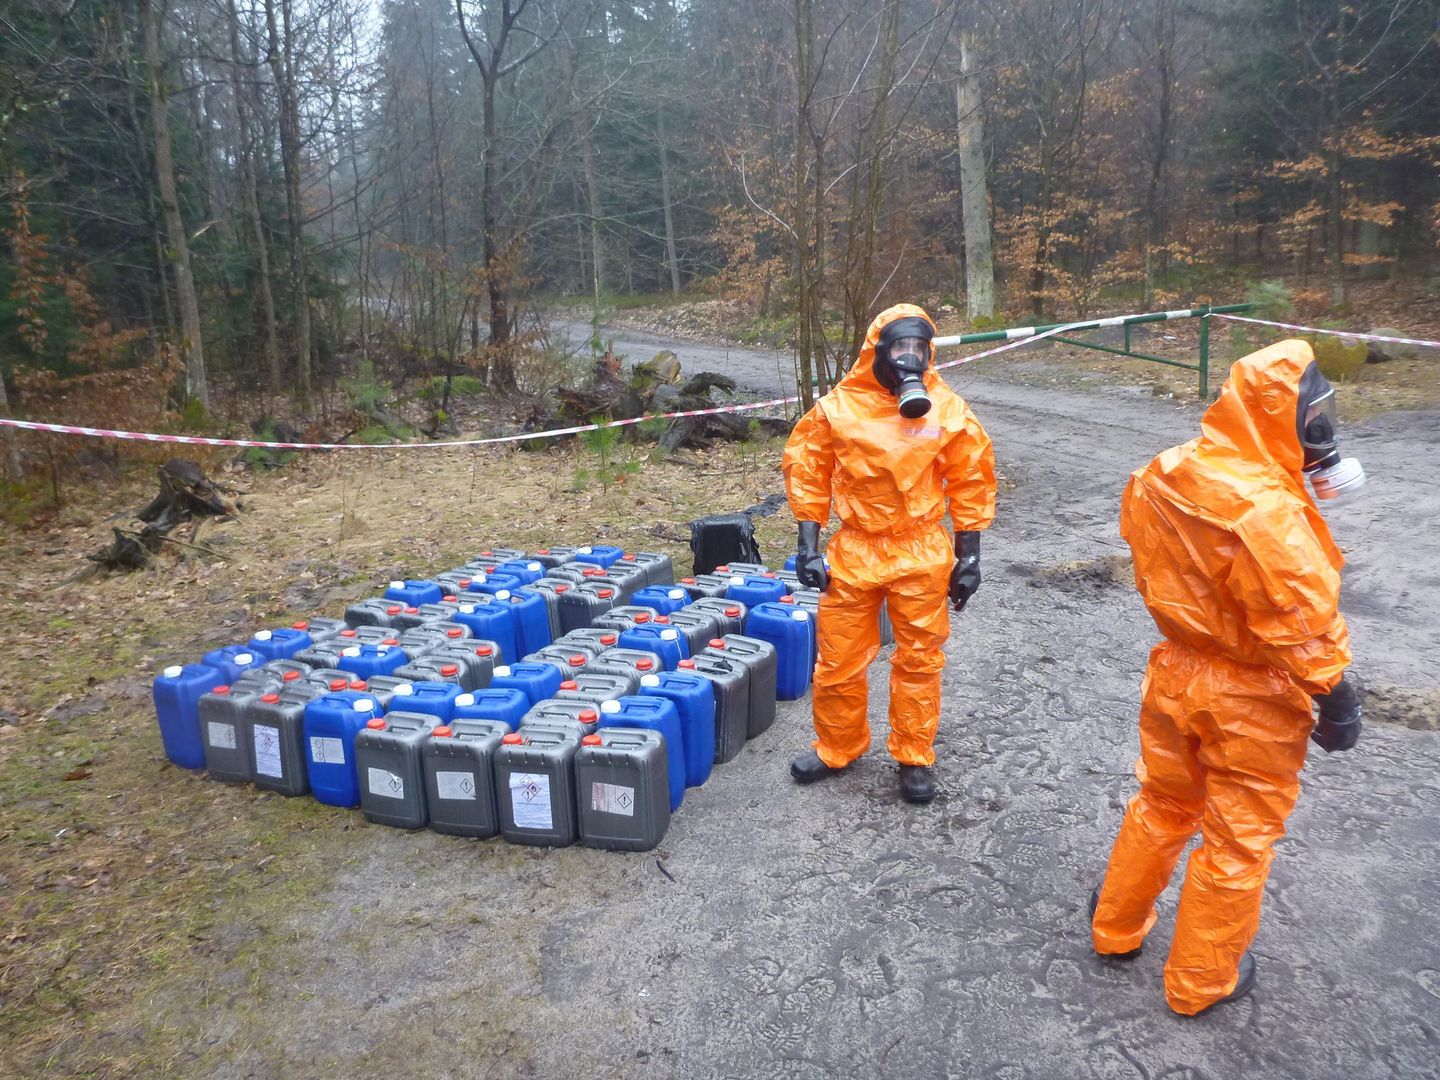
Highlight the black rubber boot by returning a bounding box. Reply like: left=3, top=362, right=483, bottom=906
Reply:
left=790, top=750, right=843, bottom=784
left=1089, top=885, right=1143, bottom=960
left=1193, top=952, right=1258, bottom=1014
left=898, top=764, right=936, bottom=803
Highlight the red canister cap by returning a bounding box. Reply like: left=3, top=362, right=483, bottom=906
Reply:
left=459, top=578, right=472, bottom=588
left=213, top=685, right=231, bottom=695
left=443, top=594, right=457, bottom=602
left=386, top=605, right=402, bottom=615
left=724, top=607, right=741, bottom=617
left=382, top=637, right=398, bottom=646
left=282, top=669, right=301, bottom=681
left=678, top=659, right=696, bottom=669
left=582, top=734, right=602, bottom=745
left=474, top=645, right=494, bottom=657
left=350, top=679, right=367, bottom=690
left=634, top=612, right=650, bottom=623
left=709, top=638, right=726, bottom=649
left=780, top=595, right=795, bottom=604
left=440, top=664, right=460, bottom=677
left=560, top=680, right=578, bottom=690
left=341, top=629, right=357, bottom=638
left=405, top=606, right=419, bottom=614
left=655, top=615, right=670, bottom=624
left=434, top=725, right=453, bottom=738
left=329, top=678, right=348, bottom=690
left=597, top=589, right=614, bottom=599
left=716, top=564, right=729, bottom=571
left=502, top=733, right=523, bottom=744
left=366, top=718, right=386, bottom=730
left=636, top=658, right=654, bottom=671
left=568, top=654, right=587, bottom=667
left=621, top=553, right=636, bottom=561
left=554, top=583, right=570, bottom=593
left=260, top=692, right=280, bottom=704
left=579, top=708, right=598, bottom=723
left=446, top=628, right=463, bottom=638
left=600, top=633, right=618, bottom=646
left=681, top=577, right=696, bottom=584
left=292, top=620, right=310, bottom=630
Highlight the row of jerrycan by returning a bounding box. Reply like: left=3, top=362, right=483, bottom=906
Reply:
left=152, top=541, right=832, bottom=853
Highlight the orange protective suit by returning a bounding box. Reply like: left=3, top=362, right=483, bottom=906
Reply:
left=782, top=304, right=996, bottom=767
left=1092, top=339, right=1351, bottom=1014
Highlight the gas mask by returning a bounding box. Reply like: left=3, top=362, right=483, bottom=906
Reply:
left=874, top=316, right=935, bottom=419
left=1297, top=362, right=1365, bottom=500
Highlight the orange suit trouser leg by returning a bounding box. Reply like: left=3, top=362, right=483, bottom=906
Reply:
left=884, top=565, right=951, bottom=766
left=811, top=576, right=883, bottom=768
left=1094, top=642, right=1312, bottom=1014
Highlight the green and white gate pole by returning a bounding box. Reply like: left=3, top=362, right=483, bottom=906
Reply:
left=933, top=303, right=1254, bottom=399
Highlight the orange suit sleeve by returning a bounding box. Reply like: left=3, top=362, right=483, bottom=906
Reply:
left=782, top=401, right=835, bottom=526
left=941, top=406, right=997, bottom=532
left=1226, top=500, right=1351, bottom=694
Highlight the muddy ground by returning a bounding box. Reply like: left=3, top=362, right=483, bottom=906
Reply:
left=3, top=330, right=1438, bottom=1079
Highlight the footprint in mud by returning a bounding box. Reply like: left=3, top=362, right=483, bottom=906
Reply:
left=1364, top=683, right=1440, bottom=731
left=1013, top=554, right=1135, bottom=595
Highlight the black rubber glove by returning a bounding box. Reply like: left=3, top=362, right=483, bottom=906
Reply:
left=949, top=530, right=982, bottom=612
left=795, top=521, right=829, bottom=592
left=1311, top=675, right=1362, bottom=753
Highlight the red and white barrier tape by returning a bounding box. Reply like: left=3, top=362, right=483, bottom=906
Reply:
left=0, top=320, right=1081, bottom=451
left=1207, top=312, right=1440, bottom=350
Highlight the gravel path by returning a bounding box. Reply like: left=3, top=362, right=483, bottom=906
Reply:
left=215, top=325, right=1440, bottom=1079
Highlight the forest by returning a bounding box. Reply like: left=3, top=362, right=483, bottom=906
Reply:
left=1, top=0, right=1437, bottom=458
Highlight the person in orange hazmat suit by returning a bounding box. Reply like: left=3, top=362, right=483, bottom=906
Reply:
left=1091, top=339, right=1365, bottom=1015
left=781, top=304, right=996, bottom=803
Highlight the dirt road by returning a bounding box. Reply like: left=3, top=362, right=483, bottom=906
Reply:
left=10, top=324, right=1436, bottom=1078
left=190, top=327, right=1440, bottom=1078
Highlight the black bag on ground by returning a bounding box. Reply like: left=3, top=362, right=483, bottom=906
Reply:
left=689, top=513, right=763, bottom=576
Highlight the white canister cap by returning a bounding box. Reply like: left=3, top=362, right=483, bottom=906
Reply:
left=389, top=580, right=404, bottom=589
left=729, top=576, right=743, bottom=585
left=660, top=628, right=678, bottom=641
left=343, top=646, right=361, bottom=657
left=792, top=610, right=809, bottom=621
left=455, top=693, right=475, bottom=707
left=460, top=604, right=475, bottom=614
left=236, top=652, right=255, bottom=665
left=600, top=699, right=621, bottom=713
left=494, top=665, right=512, bottom=677
left=353, top=698, right=375, bottom=712
left=668, top=589, right=685, bottom=600
left=578, top=546, right=593, bottom=554
left=392, top=683, right=413, bottom=695
left=527, top=561, right=542, bottom=572
left=496, top=590, right=511, bottom=600
left=163, top=664, right=183, bottom=678
left=640, top=673, right=661, bottom=687
left=254, top=630, right=273, bottom=641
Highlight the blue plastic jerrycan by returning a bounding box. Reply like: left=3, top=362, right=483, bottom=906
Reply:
left=630, top=585, right=692, bottom=617
left=725, top=574, right=788, bottom=610
left=596, top=695, right=685, bottom=812
left=618, top=624, right=688, bottom=671
left=498, top=588, right=552, bottom=656
left=201, top=645, right=266, bottom=683
left=153, top=662, right=227, bottom=768
left=448, top=596, right=518, bottom=665
left=246, top=626, right=313, bottom=661
left=571, top=544, right=624, bottom=569
left=303, top=689, right=384, bottom=807
left=468, top=571, right=524, bottom=597
left=336, top=643, right=409, bottom=680
left=452, top=687, right=530, bottom=732
left=637, top=670, right=715, bottom=788
left=496, top=559, right=546, bottom=585
left=745, top=602, right=816, bottom=700
left=400, top=680, right=464, bottom=723
left=383, top=579, right=443, bottom=606
left=489, top=661, right=564, bottom=706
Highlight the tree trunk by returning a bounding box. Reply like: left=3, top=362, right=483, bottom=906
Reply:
left=956, top=38, right=994, bottom=322
left=265, top=0, right=312, bottom=396
left=480, top=73, right=515, bottom=390
left=0, top=375, right=21, bottom=480
left=141, top=0, right=208, bottom=408
left=226, top=0, right=282, bottom=391
left=582, top=133, right=605, bottom=309
left=657, top=105, right=681, bottom=296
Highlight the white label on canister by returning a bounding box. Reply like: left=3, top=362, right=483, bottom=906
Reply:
left=640, top=673, right=661, bottom=687
left=591, top=781, right=636, bottom=817
left=253, top=724, right=283, bottom=777
left=310, top=736, right=345, bottom=764
left=368, top=767, right=404, bottom=799
left=437, top=770, right=477, bottom=800
left=509, top=771, right=552, bottom=830
left=208, top=721, right=236, bottom=750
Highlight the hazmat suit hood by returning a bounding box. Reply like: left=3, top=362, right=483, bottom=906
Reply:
left=841, top=303, right=941, bottom=397
left=1198, top=340, right=1316, bottom=497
